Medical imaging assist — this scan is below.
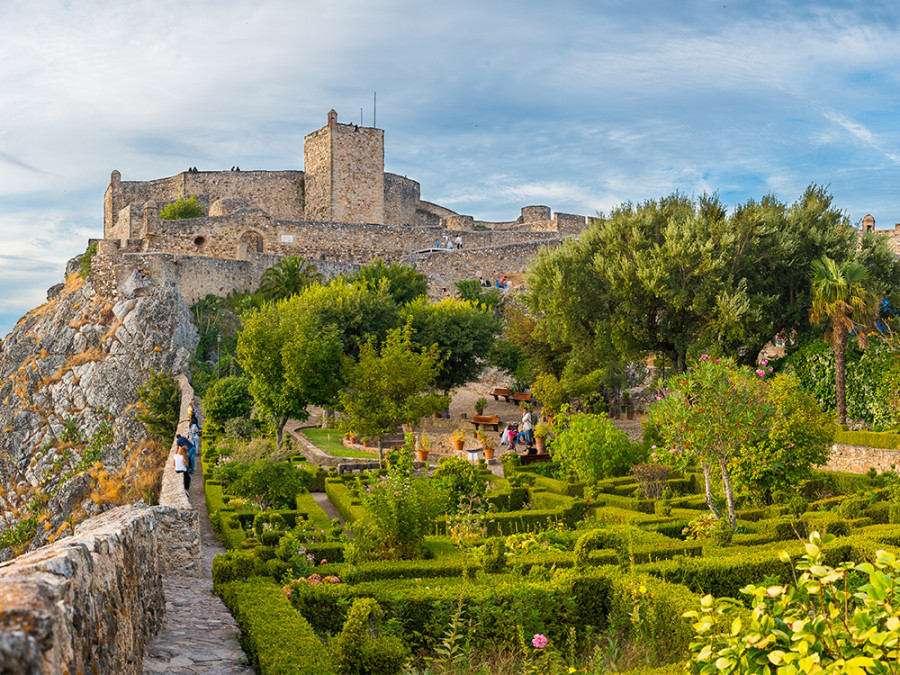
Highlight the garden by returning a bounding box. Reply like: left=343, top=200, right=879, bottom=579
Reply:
left=181, top=189, right=900, bottom=673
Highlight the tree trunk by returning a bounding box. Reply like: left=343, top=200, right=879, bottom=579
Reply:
left=719, top=457, right=737, bottom=530
left=702, top=462, right=721, bottom=519
left=275, top=416, right=288, bottom=449
left=834, top=324, right=849, bottom=425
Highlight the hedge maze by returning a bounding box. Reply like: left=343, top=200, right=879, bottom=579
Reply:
left=205, top=447, right=900, bottom=674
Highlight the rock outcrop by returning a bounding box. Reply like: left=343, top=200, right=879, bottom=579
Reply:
left=0, top=264, right=198, bottom=556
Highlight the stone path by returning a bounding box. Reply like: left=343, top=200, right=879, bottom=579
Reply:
left=142, top=449, right=254, bottom=674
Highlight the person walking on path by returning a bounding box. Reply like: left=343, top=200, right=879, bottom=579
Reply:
left=176, top=433, right=196, bottom=474
left=174, top=446, right=190, bottom=491
left=189, top=421, right=201, bottom=472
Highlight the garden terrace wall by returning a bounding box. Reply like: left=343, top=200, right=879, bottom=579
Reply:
left=822, top=441, right=900, bottom=474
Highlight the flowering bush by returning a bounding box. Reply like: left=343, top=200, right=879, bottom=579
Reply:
left=350, top=465, right=443, bottom=560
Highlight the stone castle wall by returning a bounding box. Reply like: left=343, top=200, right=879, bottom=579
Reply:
left=304, top=111, right=385, bottom=225
left=0, top=375, right=200, bottom=674
left=384, top=172, right=420, bottom=227
left=405, top=240, right=558, bottom=296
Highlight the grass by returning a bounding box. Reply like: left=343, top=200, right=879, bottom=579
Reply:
left=299, top=428, right=379, bottom=459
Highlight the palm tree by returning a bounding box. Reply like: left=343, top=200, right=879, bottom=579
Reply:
left=257, top=256, right=322, bottom=301
left=809, top=256, right=879, bottom=424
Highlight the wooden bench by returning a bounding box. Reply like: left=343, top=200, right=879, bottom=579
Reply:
left=519, top=452, right=551, bottom=465
left=512, top=392, right=532, bottom=404
left=490, top=387, right=511, bottom=402
left=470, top=415, right=501, bottom=432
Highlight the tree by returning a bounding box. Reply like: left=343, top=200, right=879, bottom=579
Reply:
left=401, top=297, right=500, bottom=394
left=237, top=301, right=343, bottom=447
left=729, top=373, right=834, bottom=505
left=455, top=279, right=501, bottom=311
left=257, top=256, right=322, bottom=301
left=810, top=255, right=879, bottom=425
left=136, top=370, right=181, bottom=442
left=338, top=324, right=447, bottom=463
left=522, top=186, right=863, bottom=382
left=648, top=356, right=774, bottom=529
left=159, top=195, right=205, bottom=220
left=349, top=258, right=427, bottom=307
left=203, top=376, right=253, bottom=431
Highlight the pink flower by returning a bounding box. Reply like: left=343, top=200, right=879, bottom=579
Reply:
left=532, top=634, right=548, bottom=649
left=755, top=369, right=765, bottom=377
left=656, top=394, right=662, bottom=401
left=699, top=354, right=710, bottom=361
left=768, top=367, right=773, bottom=372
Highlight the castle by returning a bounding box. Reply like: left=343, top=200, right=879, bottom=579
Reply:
left=93, top=110, right=587, bottom=302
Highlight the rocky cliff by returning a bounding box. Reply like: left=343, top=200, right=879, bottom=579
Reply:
left=0, top=262, right=198, bottom=559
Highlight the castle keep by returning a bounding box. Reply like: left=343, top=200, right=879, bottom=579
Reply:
left=96, top=110, right=587, bottom=302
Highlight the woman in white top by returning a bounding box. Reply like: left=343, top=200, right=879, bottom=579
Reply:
left=174, top=447, right=190, bottom=491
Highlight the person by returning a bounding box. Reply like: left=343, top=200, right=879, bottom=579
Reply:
left=176, top=433, right=195, bottom=474
left=505, top=423, right=518, bottom=453
left=174, top=445, right=190, bottom=491
left=521, top=408, right=535, bottom=449
left=500, top=277, right=508, bottom=289
left=455, top=235, right=462, bottom=249
left=189, top=421, right=201, bottom=472
left=189, top=406, right=199, bottom=428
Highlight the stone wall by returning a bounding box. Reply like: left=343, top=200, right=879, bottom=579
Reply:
left=0, top=506, right=166, bottom=674
left=104, top=169, right=306, bottom=237
left=384, top=172, right=420, bottom=227
left=0, top=374, right=201, bottom=673
left=93, top=245, right=355, bottom=306
left=405, top=240, right=559, bottom=296
left=821, top=443, right=900, bottom=474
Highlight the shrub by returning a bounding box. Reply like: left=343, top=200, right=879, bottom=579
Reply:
left=631, top=464, right=672, bottom=500
left=79, top=241, right=98, bottom=279
left=327, top=598, right=409, bottom=675
left=217, top=578, right=330, bottom=674
left=204, top=376, right=253, bottom=430
left=136, top=370, right=180, bottom=442
left=684, top=531, right=900, bottom=673
left=431, top=456, right=489, bottom=512
left=230, top=461, right=312, bottom=510
left=549, top=405, right=641, bottom=481
left=159, top=195, right=205, bottom=220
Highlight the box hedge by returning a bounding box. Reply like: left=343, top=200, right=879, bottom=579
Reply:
left=218, top=577, right=331, bottom=674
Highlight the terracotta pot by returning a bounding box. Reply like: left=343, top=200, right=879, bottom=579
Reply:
left=535, top=437, right=546, bottom=453
left=475, top=408, right=484, bottom=416
left=483, top=447, right=495, bottom=460
left=417, top=450, right=429, bottom=462
left=453, top=440, right=465, bottom=452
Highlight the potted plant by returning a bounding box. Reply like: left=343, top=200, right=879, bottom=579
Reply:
left=478, top=432, right=496, bottom=460
left=417, top=431, right=431, bottom=462
left=533, top=423, right=549, bottom=453
left=451, top=428, right=467, bottom=452
left=474, top=397, right=489, bottom=416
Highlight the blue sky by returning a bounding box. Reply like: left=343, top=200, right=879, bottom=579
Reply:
left=1, top=0, right=899, bottom=337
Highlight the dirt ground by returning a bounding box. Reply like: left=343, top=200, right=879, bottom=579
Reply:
left=442, top=371, right=645, bottom=443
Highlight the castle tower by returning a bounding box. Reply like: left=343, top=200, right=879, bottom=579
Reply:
left=862, top=214, right=876, bottom=233
left=303, top=109, right=385, bottom=224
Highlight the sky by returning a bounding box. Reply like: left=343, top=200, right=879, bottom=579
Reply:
left=1, top=0, right=899, bottom=337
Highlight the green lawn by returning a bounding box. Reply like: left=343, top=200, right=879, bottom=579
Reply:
left=299, top=428, right=379, bottom=459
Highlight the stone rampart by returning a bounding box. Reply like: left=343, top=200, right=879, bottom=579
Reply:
left=384, top=173, right=420, bottom=227
left=0, top=376, right=200, bottom=673
left=405, top=240, right=559, bottom=296
left=821, top=443, right=900, bottom=474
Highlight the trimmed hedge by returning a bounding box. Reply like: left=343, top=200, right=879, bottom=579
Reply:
left=833, top=428, right=900, bottom=450
left=218, top=577, right=330, bottom=674
left=324, top=478, right=368, bottom=523
left=294, top=492, right=335, bottom=530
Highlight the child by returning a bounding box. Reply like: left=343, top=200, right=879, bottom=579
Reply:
left=506, top=423, right=518, bottom=453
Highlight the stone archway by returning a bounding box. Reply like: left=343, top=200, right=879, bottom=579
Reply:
left=237, top=230, right=265, bottom=259
left=239, top=230, right=264, bottom=253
